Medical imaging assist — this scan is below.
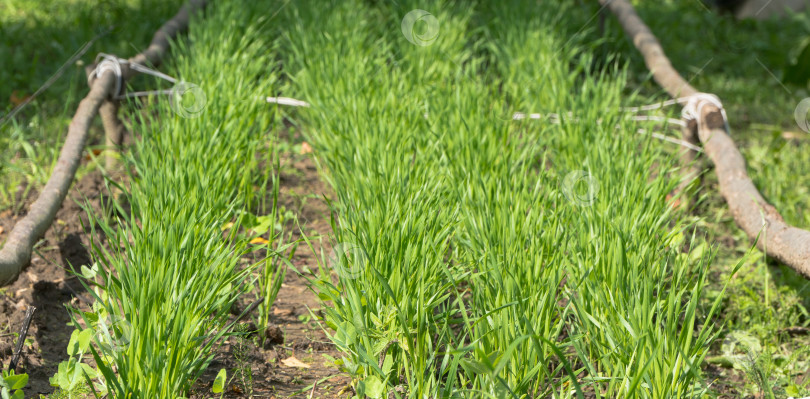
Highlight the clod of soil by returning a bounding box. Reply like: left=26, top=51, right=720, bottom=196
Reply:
left=261, top=323, right=284, bottom=348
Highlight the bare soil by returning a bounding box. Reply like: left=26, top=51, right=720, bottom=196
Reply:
left=189, top=142, right=352, bottom=398
left=0, top=171, right=106, bottom=396
left=0, top=135, right=351, bottom=398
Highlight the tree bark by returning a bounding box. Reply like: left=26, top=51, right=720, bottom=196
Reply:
left=0, top=0, right=207, bottom=286
left=600, top=0, right=810, bottom=277
left=99, top=100, right=126, bottom=170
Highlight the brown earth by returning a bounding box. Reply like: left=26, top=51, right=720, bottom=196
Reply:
left=189, top=138, right=352, bottom=398
left=0, top=132, right=351, bottom=398
left=0, top=170, right=107, bottom=396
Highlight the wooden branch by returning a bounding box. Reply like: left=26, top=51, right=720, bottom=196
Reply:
left=601, top=0, right=810, bottom=277
left=8, top=306, right=36, bottom=371
left=99, top=100, right=126, bottom=170
left=0, top=0, right=207, bottom=286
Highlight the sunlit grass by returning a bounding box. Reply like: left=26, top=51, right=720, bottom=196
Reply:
left=608, top=2, right=810, bottom=396
left=0, top=0, right=185, bottom=211
left=3, top=0, right=807, bottom=397
left=59, top=2, right=286, bottom=397
left=278, top=0, right=728, bottom=397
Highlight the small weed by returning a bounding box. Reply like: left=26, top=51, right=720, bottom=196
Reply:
left=231, top=324, right=255, bottom=399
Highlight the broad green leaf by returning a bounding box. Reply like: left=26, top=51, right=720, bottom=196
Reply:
left=5, top=374, right=26, bottom=391
left=364, top=375, right=384, bottom=398
left=66, top=330, right=80, bottom=356
left=83, top=311, right=99, bottom=324
left=80, top=264, right=97, bottom=280
left=69, top=360, right=83, bottom=387
left=460, top=358, right=491, bottom=375
left=382, top=352, right=393, bottom=375
left=80, top=363, right=99, bottom=379
left=56, top=362, right=70, bottom=389
left=78, top=329, right=93, bottom=352
left=212, top=368, right=227, bottom=394
left=251, top=215, right=275, bottom=235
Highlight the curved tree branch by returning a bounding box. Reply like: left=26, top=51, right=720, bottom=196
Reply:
left=600, top=0, right=810, bottom=277
left=0, top=0, right=208, bottom=286
left=99, top=99, right=126, bottom=170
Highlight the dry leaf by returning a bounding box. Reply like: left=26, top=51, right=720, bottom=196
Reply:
left=281, top=356, right=311, bottom=369
left=665, top=193, right=682, bottom=209
left=300, top=142, right=313, bottom=154
left=15, top=299, right=29, bottom=311
left=0, top=226, right=4, bottom=235
left=250, top=236, right=270, bottom=245
left=10, top=90, right=32, bottom=106
left=84, top=149, right=104, bottom=160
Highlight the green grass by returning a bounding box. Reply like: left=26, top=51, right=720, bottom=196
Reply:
left=0, top=0, right=184, bottom=212
left=618, top=1, right=810, bottom=229
left=594, top=2, right=810, bottom=395
left=50, top=2, right=287, bottom=397
left=3, top=0, right=808, bottom=397
left=276, top=0, right=740, bottom=397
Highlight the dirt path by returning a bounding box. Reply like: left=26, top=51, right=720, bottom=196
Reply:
left=0, top=133, right=350, bottom=398
left=191, top=136, right=351, bottom=398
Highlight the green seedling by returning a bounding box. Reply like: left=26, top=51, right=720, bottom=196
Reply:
left=1, top=370, right=28, bottom=399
